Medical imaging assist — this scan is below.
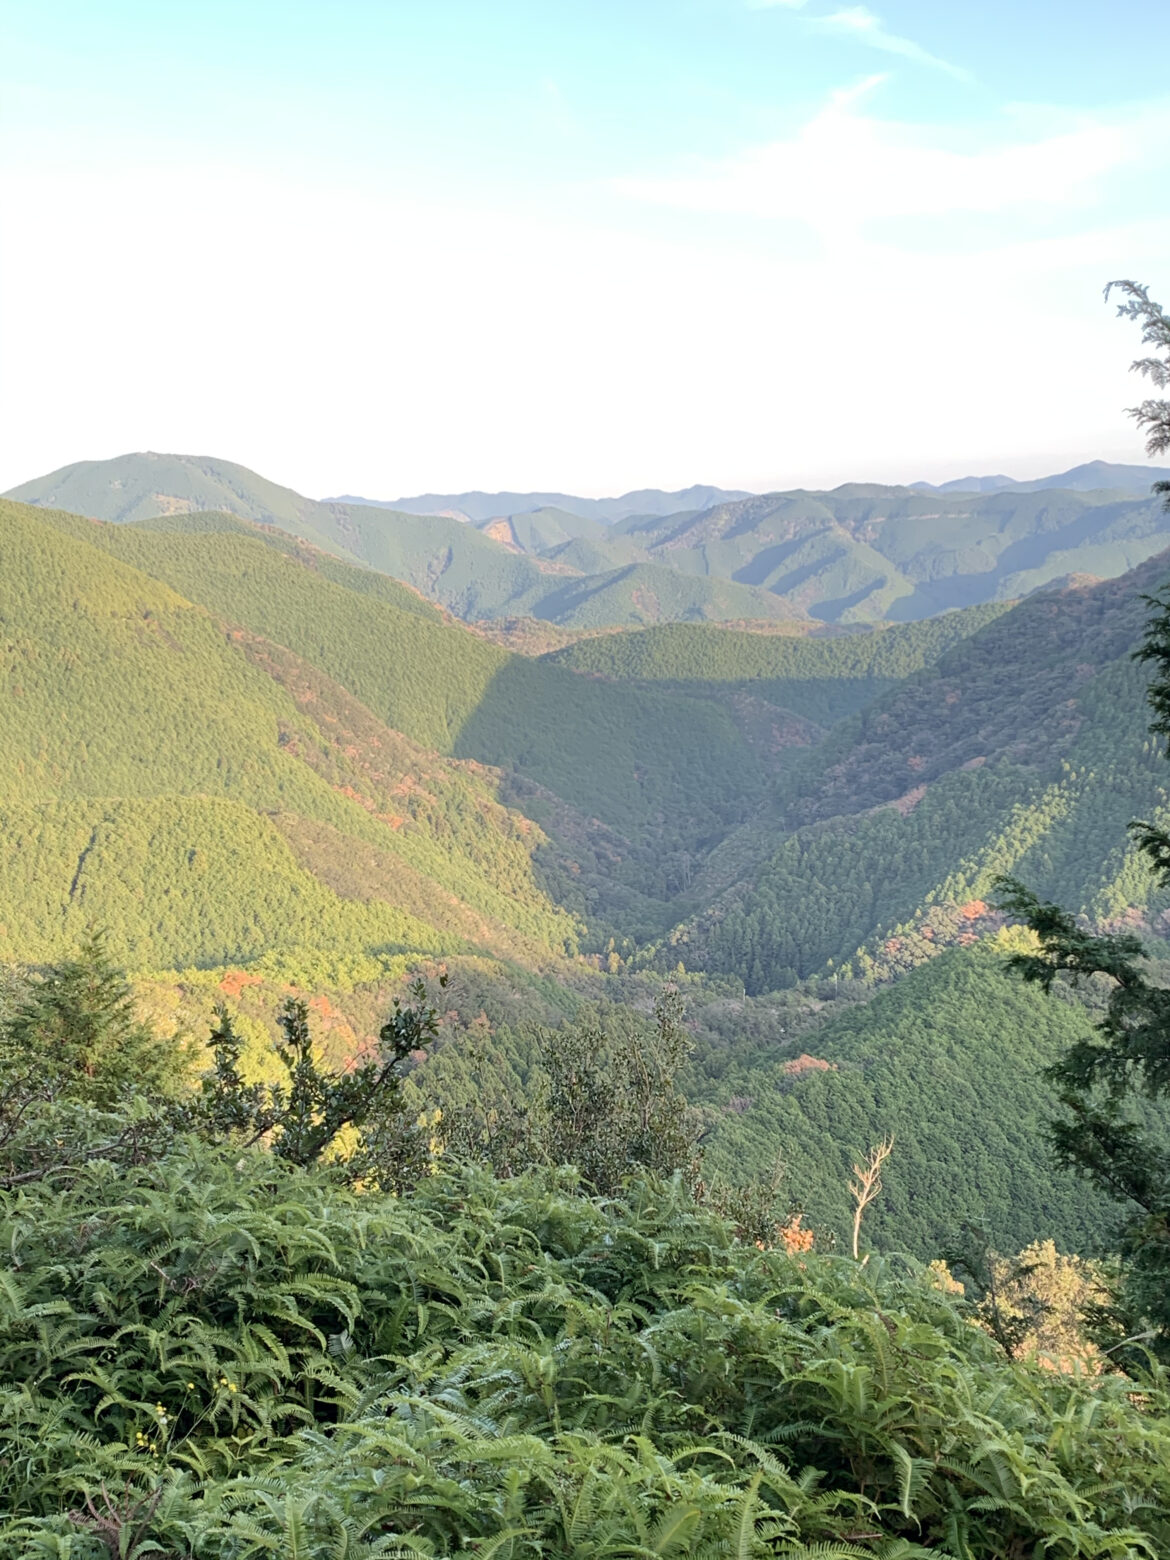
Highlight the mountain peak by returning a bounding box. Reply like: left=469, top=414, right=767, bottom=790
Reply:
left=912, top=460, right=1170, bottom=496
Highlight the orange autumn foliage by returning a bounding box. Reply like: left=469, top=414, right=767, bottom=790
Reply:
left=219, top=969, right=264, bottom=999
left=779, top=1213, right=814, bottom=1254
left=755, top=1213, right=814, bottom=1255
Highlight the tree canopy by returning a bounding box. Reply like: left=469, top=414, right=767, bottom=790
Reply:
left=1108, top=279, right=1170, bottom=503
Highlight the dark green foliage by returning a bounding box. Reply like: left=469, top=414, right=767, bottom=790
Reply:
left=194, top=981, right=440, bottom=1189
left=0, top=944, right=1163, bottom=1554
left=682, top=553, right=1170, bottom=994
left=436, top=990, right=705, bottom=1196
left=1108, top=280, right=1170, bottom=500
left=994, top=864, right=1170, bottom=1357
left=0, top=936, right=178, bottom=1189
left=534, top=989, right=702, bottom=1196
left=0, top=943, right=442, bottom=1200
left=694, top=764, right=1030, bottom=990
left=943, top=1223, right=1049, bottom=1359
left=546, top=606, right=1009, bottom=726
left=2, top=1147, right=1168, bottom=1557
left=695, top=948, right=1126, bottom=1258
left=995, top=577, right=1170, bottom=1355
left=1, top=933, right=174, bottom=1109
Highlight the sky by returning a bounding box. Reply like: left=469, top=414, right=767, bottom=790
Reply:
left=2, top=0, right=1170, bottom=499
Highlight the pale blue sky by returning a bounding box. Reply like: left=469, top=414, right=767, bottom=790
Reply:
left=3, top=0, right=1169, bottom=496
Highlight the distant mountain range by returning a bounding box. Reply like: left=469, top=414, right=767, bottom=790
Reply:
left=4, top=454, right=799, bottom=630
left=598, top=482, right=1170, bottom=622
left=334, top=484, right=752, bottom=524
left=347, top=461, right=1170, bottom=516
left=7, top=452, right=1170, bottom=627
left=910, top=459, right=1170, bottom=496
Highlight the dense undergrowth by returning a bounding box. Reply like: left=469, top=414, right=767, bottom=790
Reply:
left=3, top=1148, right=1169, bottom=1559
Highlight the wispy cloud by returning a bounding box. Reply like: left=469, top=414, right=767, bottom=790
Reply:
left=614, top=83, right=1165, bottom=243
left=752, top=1, right=970, bottom=80
left=813, top=6, right=970, bottom=79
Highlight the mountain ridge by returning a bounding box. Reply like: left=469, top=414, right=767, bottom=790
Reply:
left=342, top=460, right=1170, bottom=514
left=910, top=458, right=1170, bottom=495
left=332, top=483, right=753, bottom=524
left=10, top=452, right=1170, bottom=629
left=5, top=455, right=803, bottom=630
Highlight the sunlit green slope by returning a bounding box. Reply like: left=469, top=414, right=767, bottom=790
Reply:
left=42, top=508, right=771, bottom=852
left=676, top=554, right=1170, bottom=992
left=0, top=499, right=580, bottom=970
left=11, top=489, right=1170, bottom=1001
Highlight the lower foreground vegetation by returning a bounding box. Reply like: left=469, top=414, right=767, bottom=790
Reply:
left=4, top=1147, right=1169, bottom=1559
left=0, top=947, right=1167, bottom=1558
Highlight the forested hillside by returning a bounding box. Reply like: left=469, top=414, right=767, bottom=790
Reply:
left=0, top=499, right=582, bottom=970
left=8, top=488, right=1170, bottom=989
left=546, top=605, right=1009, bottom=725
left=675, top=555, right=1170, bottom=993
left=11, top=450, right=1170, bottom=627
left=612, top=481, right=1170, bottom=622
left=33, top=507, right=772, bottom=864
left=5, top=455, right=803, bottom=629
left=694, top=945, right=1123, bottom=1256
left=2, top=498, right=810, bottom=965
left=7, top=486, right=1170, bottom=1273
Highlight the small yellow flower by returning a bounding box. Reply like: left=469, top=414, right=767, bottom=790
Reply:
left=228, top=1382, right=238, bottom=1393
left=186, top=1382, right=195, bottom=1390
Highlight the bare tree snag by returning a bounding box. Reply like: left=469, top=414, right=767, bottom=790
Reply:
left=850, top=1135, right=895, bottom=1260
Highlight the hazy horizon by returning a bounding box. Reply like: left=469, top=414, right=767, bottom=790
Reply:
left=7, top=444, right=1165, bottom=507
